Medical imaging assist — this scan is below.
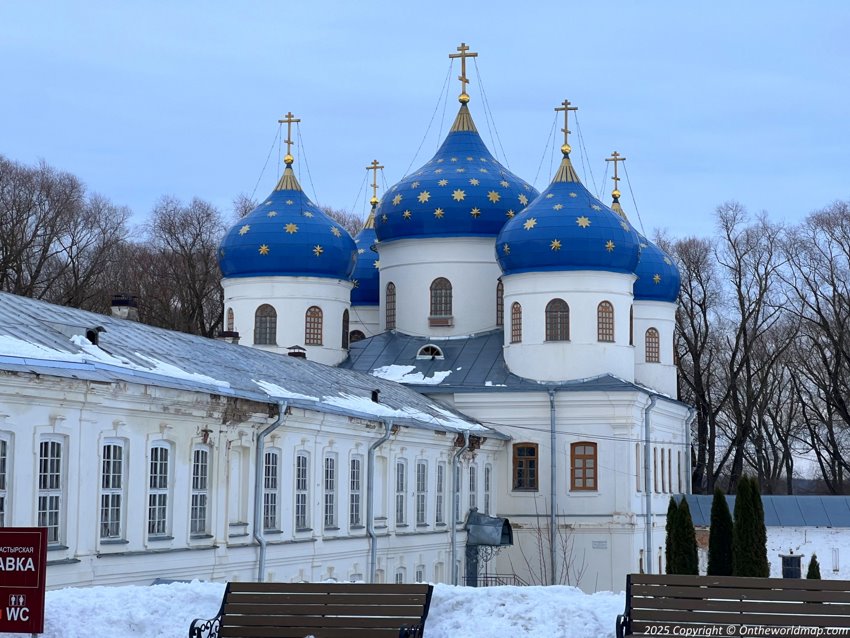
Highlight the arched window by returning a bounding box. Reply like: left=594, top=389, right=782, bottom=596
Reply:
left=545, top=298, right=570, bottom=341
left=385, top=282, right=396, bottom=330
left=349, top=330, right=366, bottom=343
left=416, top=345, right=444, bottom=359
left=629, top=306, right=634, bottom=346
left=645, top=328, right=660, bottom=363
left=496, top=280, right=504, bottom=327
left=430, top=277, right=452, bottom=318
left=226, top=308, right=234, bottom=332
left=305, top=306, right=323, bottom=345
left=342, top=309, right=350, bottom=349
left=571, top=442, right=597, bottom=491
left=254, top=304, right=277, bottom=345
left=511, top=302, right=522, bottom=343
left=597, top=301, right=615, bottom=342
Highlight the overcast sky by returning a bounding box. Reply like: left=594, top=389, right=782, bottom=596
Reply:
left=1, top=1, right=848, bottom=238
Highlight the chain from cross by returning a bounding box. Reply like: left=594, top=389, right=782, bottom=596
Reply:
left=554, top=99, right=578, bottom=152
left=449, top=42, right=478, bottom=101
left=605, top=151, right=627, bottom=195
left=278, top=111, right=301, bottom=162
left=366, top=159, right=384, bottom=205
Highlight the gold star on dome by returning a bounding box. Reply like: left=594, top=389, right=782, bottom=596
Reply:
left=591, top=204, right=602, bottom=211
left=264, top=200, right=272, bottom=205
left=331, top=226, right=342, bottom=237
left=480, top=157, right=488, bottom=162
left=412, top=181, right=420, bottom=188
left=267, top=211, right=278, bottom=217
left=450, top=157, right=458, bottom=162
left=569, top=192, right=577, bottom=198
left=392, top=194, right=403, bottom=206
left=523, top=184, right=531, bottom=190
left=466, top=156, right=474, bottom=161
left=373, top=259, right=380, bottom=268
left=577, top=216, right=591, bottom=228
left=434, top=208, right=445, bottom=218
left=545, top=193, right=554, bottom=199
left=438, top=179, right=449, bottom=186
left=500, top=180, right=509, bottom=188
left=523, top=218, right=537, bottom=230
left=470, top=207, right=481, bottom=218
left=303, top=211, right=314, bottom=218
left=357, top=248, right=365, bottom=254
left=239, top=224, right=250, bottom=235
left=452, top=189, right=466, bottom=202
left=506, top=209, right=515, bottom=218
left=620, top=221, right=630, bottom=231
left=286, top=199, right=294, bottom=205
left=487, top=191, right=501, bottom=203
left=381, top=213, right=388, bottom=222
left=553, top=203, right=564, bottom=211
left=258, top=244, right=269, bottom=255
left=456, top=168, right=466, bottom=173
left=518, top=194, right=529, bottom=206
left=418, top=190, right=431, bottom=203
left=502, top=243, right=510, bottom=254
left=640, top=242, right=648, bottom=249
left=664, top=256, right=673, bottom=265
left=352, top=279, right=359, bottom=288
left=403, top=210, right=412, bottom=219
left=605, top=240, right=615, bottom=252
left=653, top=273, right=662, bottom=284
left=313, top=245, right=324, bottom=256
left=550, top=239, right=562, bottom=251
left=479, top=168, right=488, bottom=173
left=437, top=158, right=444, bottom=163
left=435, top=168, right=444, bottom=174
left=469, top=178, right=480, bottom=186
left=285, top=223, right=298, bottom=234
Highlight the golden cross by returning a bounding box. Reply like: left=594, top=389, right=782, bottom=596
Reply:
left=366, top=159, right=384, bottom=206
left=278, top=111, right=301, bottom=163
left=605, top=151, right=626, bottom=194
left=554, top=99, right=578, bottom=153
left=448, top=42, right=478, bottom=102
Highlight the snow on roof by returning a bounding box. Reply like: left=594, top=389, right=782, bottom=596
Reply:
left=0, top=292, right=497, bottom=436
left=371, top=364, right=452, bottom=385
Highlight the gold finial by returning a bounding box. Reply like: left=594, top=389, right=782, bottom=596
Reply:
left=278, top=111, right=301, bottom=165
left=605, top=151, right=626, bottom=199
left=448, top=42, right=478, bottom=103
left=554, top=99, right=578, bottom=155
left=367, top=159, right=384, bottom=207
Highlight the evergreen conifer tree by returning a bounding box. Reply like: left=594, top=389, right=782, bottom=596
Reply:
left=807, top=554, right=821, bottom=579
left=678, top=498, right=699, bottom=575
left=732, top=475, right=757, bottom=576
left=707, top=487, right=733, bottom=576
left=665, top=497, right=679, bottom=574
left=751, top=477, right=769, bottom=577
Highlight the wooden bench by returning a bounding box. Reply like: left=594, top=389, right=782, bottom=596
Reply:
left=617, top=573, right=850, bottom=637
left=190, top=582, right=433, bottom=638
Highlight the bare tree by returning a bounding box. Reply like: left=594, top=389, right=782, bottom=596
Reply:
left=321, top=205, right=365, bottom=237
left=232, top=193, right=258, bottom=220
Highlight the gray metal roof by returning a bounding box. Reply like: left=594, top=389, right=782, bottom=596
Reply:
left=685, top=494, right=850, bottom=528
left=341, top=328, right=674, bottom=397
left=0, top=293, right=500, bottom=437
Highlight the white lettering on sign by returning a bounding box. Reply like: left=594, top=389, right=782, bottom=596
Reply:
left=0, top=557, right=35, bottom=571
left=0, top=547, right=34, bottom=553
left=4, top=607, right=30, bottom=622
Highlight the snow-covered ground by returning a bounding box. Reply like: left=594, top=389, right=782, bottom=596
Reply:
left=4, top=581, right=625, bottom=638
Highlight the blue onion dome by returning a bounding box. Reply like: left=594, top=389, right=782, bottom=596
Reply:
left=219, top=155, right=357, bottom=280
left=496, top=147, right=640, bottom=276
left=610, top=194, right=681, bottom=302
left=351, top=207, right=379, bottom=305
left=374, top=103, right=538, bottom=242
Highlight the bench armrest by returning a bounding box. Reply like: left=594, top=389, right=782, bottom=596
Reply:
left=616, top=613, right=629, bottom=638
left=189, top=616, right=221, bottom=638
left=400, top=623, right=424, bottom=638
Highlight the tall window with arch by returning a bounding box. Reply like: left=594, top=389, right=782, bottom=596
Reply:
left=545, top=298, right=570, bottom=341
left=597, top=301, right=615, bottom=342
left=341, top=309, right=350, bottom=349
left=645, top=328, right=660, bottom=363
left=0, top=435, right=8, bottom=527
left=295, top=452, right=310, bottom=530
left=511, top=302, right=522, bottom=343
left=430, top=277, right=452, bottom=317
left=226, top=308, right=234, bottom=332
left=100, top=440, right=126, bottom=540
left=147, top=441, right=171, bottom=537
left=305, top=306, right=323, bottom=345
left=385, top=282, right=396, bottom=330
left=39, top=437, right=65, bottom=544
left=263, top=449, right=280, bottom=531
left=191, top=446, right=211, bottom=535
left=496, top=280, right=504, bottom=327
left=629, top=306, right=634, bottom=346
left=254, top=304, right=277, bottom=345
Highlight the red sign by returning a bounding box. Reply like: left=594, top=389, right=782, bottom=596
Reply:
left=0, top=528, right=48, bottom=634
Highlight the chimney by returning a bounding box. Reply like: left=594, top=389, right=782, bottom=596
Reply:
left=111, top=294, right=139, bottom=321
left=371, top=389, right=380, bottom=403
left=217, top=331, right=240, bottom=344
left=287, top=345, right=307, bottom=359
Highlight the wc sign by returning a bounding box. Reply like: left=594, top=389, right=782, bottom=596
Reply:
left=0, top=528, right=47, bottom=634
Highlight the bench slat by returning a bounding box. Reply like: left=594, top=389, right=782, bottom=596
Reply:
left=221, top=627, right=405, bottom=638
left=224, top=603, right=425, bottom=617
left=226, top=582, right=429, bottom=594
left=224, top=616, right=420, bottom=628
left=632, top=596, right=850, bottom=615
left=631, top=609, right=850, bottom=627
left=632, top=583, right=850, bottom=603
left=226, top=592, right=428, bottom=606
left=628, top=573, right=850, bottom=592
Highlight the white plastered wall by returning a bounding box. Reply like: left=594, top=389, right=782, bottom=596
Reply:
left=632, top=300, right=678, bottom=397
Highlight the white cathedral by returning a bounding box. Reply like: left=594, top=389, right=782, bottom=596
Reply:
left=0, top=45, right=690, bottom=593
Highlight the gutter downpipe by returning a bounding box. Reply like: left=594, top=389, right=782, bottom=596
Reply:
left=548, top=389, right=557, bottom=586
left=685, top=407, right=696, bottom=495
left=643, top=395, right=657, bottom=573
left=254, top=401, right=289, bottom=582
left=367, top=418, right=393, bottom=583
left=451, top=432, right=469, bottom=585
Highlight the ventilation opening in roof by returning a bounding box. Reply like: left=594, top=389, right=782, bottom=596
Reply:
left=416, top=344, right=444, bottom=360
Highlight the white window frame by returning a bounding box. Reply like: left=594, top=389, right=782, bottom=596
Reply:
left=454, top=464, right=461, bottom=523
left=468, top=465, right=478, bottom=511
left=436, top=463, right=446, bottom=525
left=484, top=464, right=492, bottom=515
left=350, top=456, right=363, bottom=527
left=148, top=442, right=172, bottom=537
left=395, top=567, right=406, bottom=584
left=415, top=460, right=427, bottom=525
left=100, top=440, right=126, bottom=540
left=38, top=436, right=65, bottom=544
left=415, top=565, right=425, bottom=583
left=324, top=454, right=337, bottom=529
left=395, top=460, right=407, bottom=526
left=191, top=445, right=211, bottom=535
left=0, top=434, right=10, bottom=527
left=295, top=451, right=310, bottom=530
left=263, top=449, right=281, bottom=531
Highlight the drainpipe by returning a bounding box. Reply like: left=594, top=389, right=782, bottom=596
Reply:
left=548, top=389, right=557, bottom=585
left=451, top=432, right=469, bottom=585
left=643, top=395, right=657, bottom=573
left=685, top=407, right=696, bottom=495
left=254, top=401, right=289, bottom=582
left=367, top=418, right=392, bottom=583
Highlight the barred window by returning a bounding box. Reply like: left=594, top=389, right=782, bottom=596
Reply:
left=226, top=308, right=234, bottom=332
left=484, top=464, right=492, bottom=515
left=496, top=280, right=504, bottom=327
left=191, top=447, right=210, bottom=534
left=0, top=437, right=7, bottom=527
left=342, top=310, right=350, bottom=349
left=430, top=277, right=452, bottom=317
left=38, top=438, right=64, bottom=543
left=100, top=442, right=125, bottom=539
left=385, top=282, right=396, bottom=330
left=661, top=446, right=667, bottom=493
left=545, top=298, right=570, bottom=341
left=436, top=463, right=446, bottom=525
left=263, top=450, right=280, bottom=531
left=416, top=461, right=427, bottom=525
left=636, top=443, right=642, bottom=493
left=324, top=455, right=337, bottom=529
left=645, top=328, right=660, bottom=363
left=454, top=464, right=461, bottom=522
left=511, top=302, right=522, bottom=343
left=597, top=301, right=615, bottom=342
left=148, top=443, right=170, bottom=536
left=305, top=306, right=323, bottom=345
left=512, top=443, right=537, bottom=490
left=629, top=306, right=634, bottom=346
left=571, top=442, right=597, bottom=491
left=468, top=465, right=477, bottom=511
left=350, top=457, right=363, bottom=527
left=295, top=452, right=310, bottom=530
left=395, top=460, right=407, bottom=526
left=350, top=330, right=366, bottom=343
left=254, top=304, right=277, bottom=345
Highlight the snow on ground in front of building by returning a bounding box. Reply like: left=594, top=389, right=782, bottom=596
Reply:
left=768, top=527, right=850, bottom=579
left=3, top=581, right=625, bottom=638
left=371, top=364, right=452, bottom=385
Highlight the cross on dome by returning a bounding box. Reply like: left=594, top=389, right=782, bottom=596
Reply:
left=605, top=151, right=626, bottom=199
left=449, top=42, right=478, bottom=103
left=367, top=159, right=384, bottom=206
left=278, top=111, right=301, bottom=165
left=554, top=99, right=578, bottom=155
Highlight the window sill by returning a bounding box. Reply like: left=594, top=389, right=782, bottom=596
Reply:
left=435, top=522, right=447, bottom=527
left=190, top=534, right=214, bottom=540
left=262, top=529, right=283, bottom=535
left=569, top=489, right=599, bottom=495
left=147, top=535, right=174, bottom=542
left=228, top=532, right=250, bottom=538
left=229, top=522, right=248, bottom=528
left=396, top=524, right=409, bottom=528
left=295, top=527, right=313, bottom=533
left=416, top=523, right=430, bottom=528
left=47, top=544, right=69, bottom=552
left=324, top=526, right=340, bottom=531
left=512, top=487, right=539, bottom=492
left=350, top=525, right=365, bottom=530
left=428, top=316, right=454, bottom=327
left=100, top=539, right=129, bottom=546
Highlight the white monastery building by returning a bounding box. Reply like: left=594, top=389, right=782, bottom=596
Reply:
left=0, top=44, right=690, bottom=593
